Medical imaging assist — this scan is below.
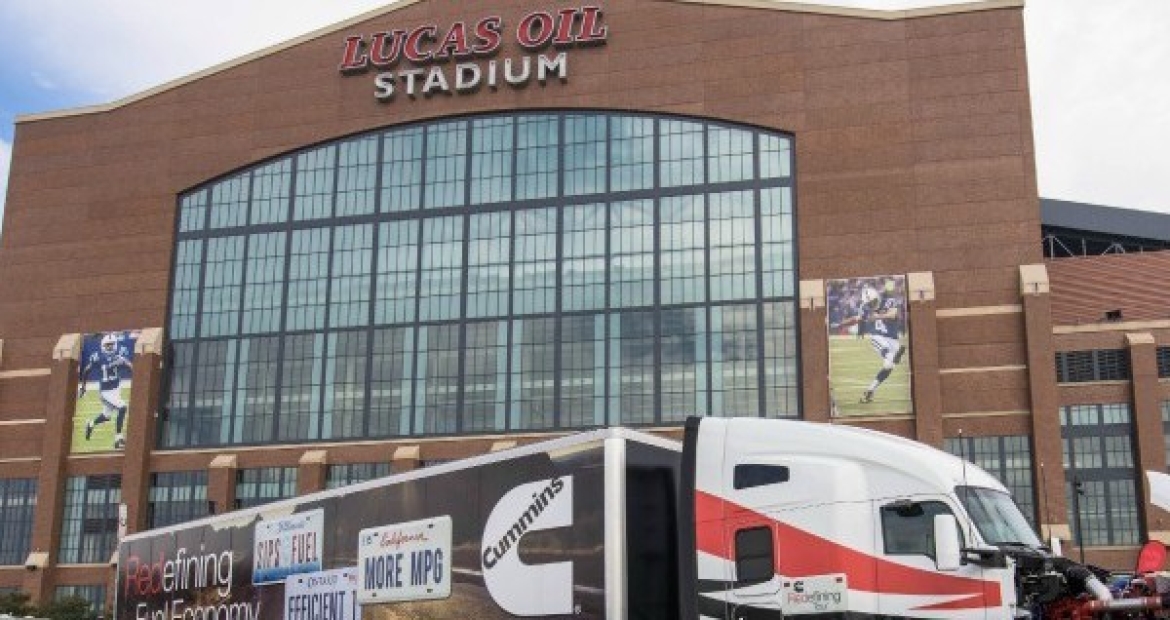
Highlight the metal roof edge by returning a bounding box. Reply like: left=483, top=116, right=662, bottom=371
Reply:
left=16, top=0, right=1023, bottom=124
left=662, top=0, right=1024, bottom=21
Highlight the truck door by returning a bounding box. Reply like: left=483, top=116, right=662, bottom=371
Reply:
left=724, top=517, right=780, bottom=620
left=876, top=498, right=990, bottom=619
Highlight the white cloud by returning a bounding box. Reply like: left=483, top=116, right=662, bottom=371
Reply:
left=0, top=138, right=11, bottom=233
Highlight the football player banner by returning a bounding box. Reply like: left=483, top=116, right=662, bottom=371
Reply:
left=71, top=330, right=139, bottom=453
left=826, top=276, right=912, bottom=416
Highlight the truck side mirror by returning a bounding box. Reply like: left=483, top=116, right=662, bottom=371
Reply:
left=933, top=514, right=961, bottom=571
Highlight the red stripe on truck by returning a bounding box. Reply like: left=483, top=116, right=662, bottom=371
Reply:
left=694, top=491, right=1000, bottom=610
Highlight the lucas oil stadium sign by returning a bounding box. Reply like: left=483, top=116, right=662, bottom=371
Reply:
left=338, top=6, right=608, bottom=100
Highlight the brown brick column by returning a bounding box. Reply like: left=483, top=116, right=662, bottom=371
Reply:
left=120, top=328, right=163, bottom=534
left=907, top=272, right=942, bottom=447
left=299, top=450, right=329, bottom=494
left=1126, top=332, right=1169, bottom=541
left=799, top=279, right=830, bottom=422
left=23, top=334, right=81, bottom=604
left=392, top=446, right=421, bottom=473
left=1019, top=265, right=1068, bottom=543
left=208, top=455, right=238, bottom=515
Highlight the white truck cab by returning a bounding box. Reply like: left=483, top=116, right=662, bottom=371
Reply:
left=685, top=417, right=1038, bottom=619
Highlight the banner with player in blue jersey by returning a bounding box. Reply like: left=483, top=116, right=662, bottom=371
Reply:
left=827, top=276, right=912, bottom=416
left=72, top=330, right=139, bottom=453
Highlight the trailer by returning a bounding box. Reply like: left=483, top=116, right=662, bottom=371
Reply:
left=116, top=418, right=1170, bottom=619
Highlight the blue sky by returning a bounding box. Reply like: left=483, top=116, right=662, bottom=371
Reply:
left=1, top=0, right=1168, bottom=232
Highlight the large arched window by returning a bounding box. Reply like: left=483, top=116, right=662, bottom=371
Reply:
left=161, top=111, right=798, bottom=447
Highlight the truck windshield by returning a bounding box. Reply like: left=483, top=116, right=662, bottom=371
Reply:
left=956, top=486, right=1041, bottom=547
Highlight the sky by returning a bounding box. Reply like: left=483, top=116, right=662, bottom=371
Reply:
left=0, top=0, right=1167, bottom=231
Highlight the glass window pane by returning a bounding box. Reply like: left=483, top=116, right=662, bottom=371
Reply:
left=563, top=203, right=607, bottom=312
left=516, top=114, right=559, bottom=200
left=375, top=220, right=419, bottom=324
left=200, top=236, right=246, bottom=337
left=709, top=190, right=757, bottom=301
left=190, top=339, right=237, bottom=446
left=424, top=121, right=467, bottom=208
left=370, top=327, right=415, bottom=437
left=470, top=117, right=513, bottom=204
left=233, top=336, right=280, bottom=444
left=382, top=127, right=423, bottom=212
left=0, top=478, right=37, bottom=565
left=209, top=173, right=250, bottom=229
left=467, top=212, right=511, bottom=319
left=564, top=114, right=606, bottom=196
left=279, top=333, right=325, bottom=441
left=1060, top=404, right=1140, bottom=546
left=661, top=307, right=707, bottom=422
left=760, top=134, right=792, bottom=179
left=708, top=125, right=755, bottom=183
left=560, top=314, right=606, bottom=428
left=330, top=224, right=374, bottom=328
left=416, top=324, right=461, bottom=435
left=287, top=228, right=331, bottom=331
left=512, top=317, right=557, bottom=429
left=170, top=239, right=204, bottom=339
left=251, top=159, right=292, bottom=225
left=660, top=119, right=705, bottom=188
left=712, top=304, right=759, bottom=417
left=660, top=194, right=706, bottom=305
left=337, top=136, right=379, bottom=217
left=419, top=216, right=464, bottom=321
left=242, top=232, right=286, bottom=334
left=609, top=199, right=654, bottom=309
left=611, top=116, right=653, bottom=192
left=323, top=330, right=368, bottom=439
left=610, top=311, right=656, bottom=425
left=513, top=208, right=557, bottom=315
left=294, top=145, right=337, bottom=221
left=464, top=321, right=507, bottom=432
left=179, top=190, right=207, bottom=233
left=761, top=187, right=794, bottom=298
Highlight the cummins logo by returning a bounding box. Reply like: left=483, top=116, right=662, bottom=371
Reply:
left=481, top=476, right=574, bottom=615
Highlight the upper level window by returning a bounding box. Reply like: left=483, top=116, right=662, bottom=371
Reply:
left=1056, top=350, right=1130, bottom=383
left=163, top=112, right=798, bottom=447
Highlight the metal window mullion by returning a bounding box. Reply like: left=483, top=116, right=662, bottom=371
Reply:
left=647, top=122, right=677, bottom=424
left=322, top=149, right=342, bottom=335
left=272, top=155, right=299, bottom=444
left=652, top=194, right=662, bottom=424
left=363, top=135, right=386, bottom=439
left=603, top=199, right=612, bottom=426
left=752, top=130, right=769, bottom=418
left=407, top=129, right=430, bottom=437
left=511, top=114, right=520, bottom=204
left=456, top=119, right=474, bottom=435
left=598, top=115, right=612, bottom=427
left=316, top=226, right=339, bottom=442
left=504, top=212, right=516, bottom=432
left=703, top=192, right=715, bottom=419
left=553, top=193, right=564, bottom=430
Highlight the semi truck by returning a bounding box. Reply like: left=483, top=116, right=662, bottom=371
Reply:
left=116, top=417, right=1170, bottom=620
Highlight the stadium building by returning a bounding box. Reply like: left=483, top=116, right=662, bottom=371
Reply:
left=1, top=0, right=1169, bottom=610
